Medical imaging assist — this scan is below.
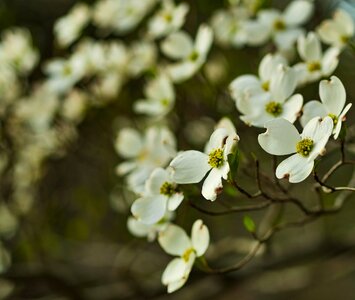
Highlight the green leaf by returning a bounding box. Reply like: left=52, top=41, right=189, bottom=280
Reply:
left=243, top=215, right=256, bottom=233
left=227, top=149, right=240, bottom=181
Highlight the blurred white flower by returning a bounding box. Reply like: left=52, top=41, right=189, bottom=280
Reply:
left=127, top=212, right=173, bottom=242
left=115, top=126, right=176, bottom=194
left=162, top=24, right=213, bottom=83
left=44, top=54, right=87, bottom=94
left=127, top=41, right=157, bottom=77
left=54, top=3, right=91, bottom=48
left=0, top=204, right=18, bottom=239
left=229, top=53, right=287, bottom=111
left=169, top=121, right=239, bottom=201
left=60, top=89, right=88, bottom=123
left=158, top=220, right=209, bottom=293
left=301, top=76, right=352, bottom=139
left=258, top=116, right=333, bottom=183
left=317, top=8, right=354, bottom=49
left=237, top=65, right=303, bottom=127
left=0, top=28, right=39, bottom=74
left=93, top=0, right=157, bottom=34
left=147, top=0, right=189, bottom=39
left=294, top=32, right=339, bottom=85
left=134, top=73, right=175, bottom=117
left=257, top=0, right=314, bottom=51
left=131, top=167, right=183, bottom=224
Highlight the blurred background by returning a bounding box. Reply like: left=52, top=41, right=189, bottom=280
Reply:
left=0, top=0, right=355, bottom=299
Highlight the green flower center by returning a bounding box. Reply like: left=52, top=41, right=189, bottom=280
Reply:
left=341, top=35, right=349, bottom=44
left=328, top=113, right=338, bottom=125
left=273, top=19, right=286, bottom=31
left=182, top=248, right=194, bottom=262
left=265, top=101, right=283, bottom=117
left=296, top=138, right=314, bottom=157
left=160, top=98, right=170, bottom=107
left=163, top=13, right=172, bottom=22
left=160, top=182, right=176, bottom=196
left=262, top=81, right=270, bottom=91
left=208, top=148, right=224, bottom=168
left=189, top=51, right=199, bottom=61
left=307, top=61, right=321, bottom=72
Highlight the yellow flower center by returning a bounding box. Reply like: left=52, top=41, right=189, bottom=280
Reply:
left=307, top=61, right=321, bottom=72
left=262, top=81, right=270, bottom=91
left=189, top=51, right=199, bottom=61
left=273, top=19, right=286, bottom=31
left=163, top=13, right=172, bottom=22
left=296, top=138, right=314, bottom=157
left=328, top=113, right=338, bottom=125
left=341, top=35, right=349, bottom=44
left=208, top=148, right=224, bottom=168
left=160, top=182, right=176, bottom=197
left=160, top=98, right=170, bottom=107
left=265, top=101, right=283, bottom=117
left=182, top=248, right=194, bottom=262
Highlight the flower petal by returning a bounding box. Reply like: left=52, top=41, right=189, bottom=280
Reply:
left=162, top=258, right=186, bottom=285
left=205, top=128, right=229, bottom=153
left=281, top=93, right=303, bottom=123
left=321, top=47, right=339, bottom=77
left=258, top=118, right=301, bottom=155
left=194, top=24, right=213, bottom=56
left=168, top=193, right=184, bottom=211
left=319, top=76, right=345, bottom=116
left=334, top=103, right=352, bottom=139
left=131, top=195, right=167, bottom=225
left=170, top=150, right=210, bottom=184
left=270, top=65, right=297, bottom=102
left=201, top=167, right=224, bottom=201
left=146, top=168, right=170, bottom=195
left=115, top=128, right=142, bottom=158
left=297, top=32, right=322, bottom=62
left=158, top=224, right=191, bottom=256
left=300, top=100, right=327, bottom=127
left=276, top=154, right=314, bottom=183
left=283, top=0, right=314, bottom=26
left=191, top=220, right=209, bottom=256
left=258, top=53, right=287, bottom=83
left=161, top=31, right=193, bottom=59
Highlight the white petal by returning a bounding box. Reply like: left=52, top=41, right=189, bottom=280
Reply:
left=258, top=53, right=287, bottom=83
left=168, top=193, right=184, bottom=211
left=201, top=168, right=224, bottom=201
left=205, top=128, right=229, bottom=153
left=162, top=258, right=186, bottom=285
left=274, top=28, right=304, bottom=51
left=158, top=224, right=191, bottom=256
left=283, top=0, right=314, bottom=26
left=170, top=150, right=210, bottom=184
left=127, top=217, right=151, bottom=238
left=321, top=47, right=339, bottom=76
left=334, top=9, right=354, bottom=36
left=334, top=103, right=352, bottom=139
left=167, top=278, right=188, bottom=293
left=131, top=195, right=167, bottom=225
left=229, top=75, right=261, bottom=100
left=297, top=32, right=322, bottom=62
left=270, top=65, right=297, bottom=102
left=134, top=99, right=170, bottom=116
left=276, top=154, right=314, bottom=183
left=161, top=31, right=193, bottom=59
left=115, top=128, right=142, bottom=158
left=317, top=21, right=343, bottom=47
left=194, top=24, right=213, bottom=56
left=280, top=93, right=303, bottom=123
left=300, top=101, right=327, bottom=127
left=258, top=118, right=300, bottom=155
left=191, top=220, right=209, bottom=256
left=115, top=161, right=136, bottom=175
left=319, top=76, right=346, bottom=116
left=146, top=168, right=170, bottom=195
left=166, top=61, right=198, bottom=83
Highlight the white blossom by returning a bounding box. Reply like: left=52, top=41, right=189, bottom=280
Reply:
left=258, top=117, right=333, bottom=183
left=301, top=76, right=352, bottom=139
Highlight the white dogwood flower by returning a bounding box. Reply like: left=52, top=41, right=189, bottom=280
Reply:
left=301, top=76, right=352, bottom=139
left=229, top=53, right=287, bottom=113
left=134, top=74, right=175, bottom=117
left=294, top=32, right=339, bottom=85
left=238, top=65, right=303, bottom=127
left=258, top=116, right=333, bottom=183
left=161, top=24, right=213, bottom=83
left=317, top=9, right=354, bottom=49
left=158, top=220, right=209, bottom=293
left=131, top=168, right=183, bottom=224
left=169, top=122, right=239, bottom=201
left=147, top=0, right=189, bottom=39
left=115, top=126, right=176, bottom=194
left=54, top=3, right=91, bottom=48
left=257, top=0, right=314, bottom=51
